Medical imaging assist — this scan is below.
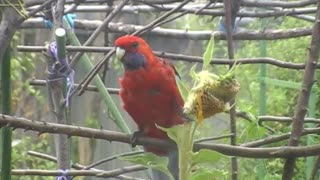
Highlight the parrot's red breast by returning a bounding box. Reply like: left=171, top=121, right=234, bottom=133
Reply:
left=115, top=35, right=184, bottom=155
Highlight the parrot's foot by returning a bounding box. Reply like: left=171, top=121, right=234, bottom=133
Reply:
left=131, top=131, right=144, bottom=148
left=180, top=111, right=195, bottom=122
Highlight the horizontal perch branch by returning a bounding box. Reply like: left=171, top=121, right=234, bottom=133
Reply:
left=17, top=45, right=320, bottom=69
left=2, top=114, right=320, bottom=158
left=20, top=19, right=313, bottom=41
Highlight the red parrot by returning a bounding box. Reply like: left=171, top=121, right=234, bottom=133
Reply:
left=115, top=35, right=185, bottom=180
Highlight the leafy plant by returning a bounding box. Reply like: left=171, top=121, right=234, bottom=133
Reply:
left=12, top=135, right=56, bottom=180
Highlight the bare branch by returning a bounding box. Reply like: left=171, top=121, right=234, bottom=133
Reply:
left=2, top=114, right=320, bottom=158
left=53, top=0, right=65, bottom=29
left=259, top=116, right=320, bottom=125
left=17, top=45, right=320, bottom=69
left=20, top=19, right=314, bottom=40
left=29, top=79, right=119, bottom=93
left=82, top=151, right=143, bottom=170
left=28, top=5, right=318, bottom=18
left=282, top=2, right=320, bottom=179
left=12, top=165, right=146, bottom=177
left=194, top=134, right=235, bottom=143
left=241, top=127, right=320, bottom=147
left=27, top=151, right=146, bottom=180
left=223, top=0, right=239, bottom=178
left=242, top=0, right=316, bottom=8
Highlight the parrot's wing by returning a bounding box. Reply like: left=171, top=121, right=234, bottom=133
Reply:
left=158, top=57, right=181, bottom=79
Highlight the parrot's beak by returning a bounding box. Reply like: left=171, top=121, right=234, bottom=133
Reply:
left=116, top=47, right=125, bottom=61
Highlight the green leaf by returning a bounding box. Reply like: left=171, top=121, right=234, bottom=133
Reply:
left=191, top=149, right=225, bottom=164
left=191, top=167, right=227, bottom=180
left=157, top=123, right=196, bottom=180
left=176, top=78, right=190, bottom=102
left=157, top=123, right=194, bottom=148
left=119, top=153, right=174, bottom=180
left=189, top=64, right=198, bottom=80
left=202, top=35, right=215, bottom=70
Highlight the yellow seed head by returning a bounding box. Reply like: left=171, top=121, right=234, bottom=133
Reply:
left=183, top=70, right=240, bottom=123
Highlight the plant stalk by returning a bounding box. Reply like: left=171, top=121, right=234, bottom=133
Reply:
left=1, top=47, right=12, bottom=180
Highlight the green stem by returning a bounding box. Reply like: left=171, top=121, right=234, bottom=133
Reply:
left=1, top=47, right=12, bottom=180
left=63, top=19, right=131, bottom=134
left=178, top=122, right=194, bottom=180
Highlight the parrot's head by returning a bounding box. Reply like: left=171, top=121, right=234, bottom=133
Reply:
left=115, top=35, right=154, bottom=70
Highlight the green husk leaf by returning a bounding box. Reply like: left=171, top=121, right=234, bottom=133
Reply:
left=176, top=78, right=190, bottom=102
left=202, top=35, right=215, bottom=70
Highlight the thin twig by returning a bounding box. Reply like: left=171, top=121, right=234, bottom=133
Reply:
left=29, top=79, right=120, bottom=93
left=11, top=166, right=146, bottom=177
left=82, top=151, right=144, bottom=170
left=27, top=151, right=146, bottom=180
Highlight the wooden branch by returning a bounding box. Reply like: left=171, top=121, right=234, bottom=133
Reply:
left=2, top=114, right=320, bottom=158
left=12, top=165, right=146, bottom=177
left=194, top=134, right=235, bottom=143
left=27, top=151, right=146, bottom=180
left=29, top=79, right=120, bottom=93
left=17, top=45, right=320, bottom=69
left=50, top=0, right=72, bottom=172
left=25, top=0, right=317, bottom=8
left=242, top=0, right=316, bottom=8
left=282, top=2, right=320, bottom=179
left=53, top=0, right=65, bottom=29
left=20, top=19, right=314, bottom=41
left=28, top=4, right=317, bottom=17
left=223, top=0, right=239, bottom=178
left=259, top=116, right=320, bottom=124
left=82, top=151, right=143, bottom=170
left=241, top=127, right=320, bottom=147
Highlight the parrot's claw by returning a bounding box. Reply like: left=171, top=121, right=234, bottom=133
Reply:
left=179, top=110, right=195, bottom=122
left=131, top=131, right=144, bottom=148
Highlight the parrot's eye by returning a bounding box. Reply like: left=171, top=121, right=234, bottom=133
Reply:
left=131, top=42, right=139, bottom=48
